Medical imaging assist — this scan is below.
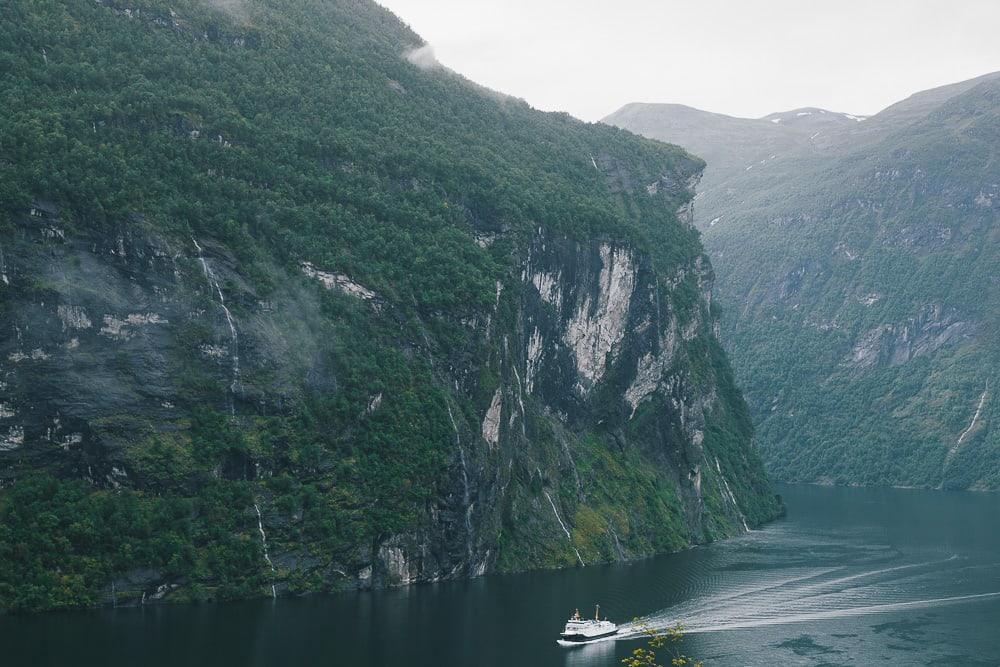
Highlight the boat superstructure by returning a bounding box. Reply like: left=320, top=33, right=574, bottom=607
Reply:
left=557, top=604, right=619, bottom=645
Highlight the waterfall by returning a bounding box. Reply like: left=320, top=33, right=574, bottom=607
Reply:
left=654, top=280, right=663, bottom=331
left=254, top=503, right=277, bottom=598
left=608, top=524, right=626, bottom=561
left=510, top=362, right=528, bottom=438
left=503, top=336, right=527, bottom=437
left=543, top=489, right=585, bottom=566
left=446, top=402, right=475, bottom=566
left=715, top=457, right=750, bottom=532
left=412, top=308, right=478, bottom=570
left=951, top=381, right=989, bottom=459
left=192, top=238, right=240, bottom=415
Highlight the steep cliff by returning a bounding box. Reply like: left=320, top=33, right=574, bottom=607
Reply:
left=0, top=0, right=777, bottom=611
left=607, top=73, right=1000, bottom=490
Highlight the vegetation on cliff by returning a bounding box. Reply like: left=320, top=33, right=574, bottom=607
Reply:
left=608, top=74, right=1000, bottom=489
left=0, top=0, right=777, bottom=612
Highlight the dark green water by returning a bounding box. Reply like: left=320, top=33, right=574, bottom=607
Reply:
left=4, top=483, right=1000, bottom=666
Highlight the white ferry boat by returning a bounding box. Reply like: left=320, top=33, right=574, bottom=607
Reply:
left=557, top=605, right=619, bottom=645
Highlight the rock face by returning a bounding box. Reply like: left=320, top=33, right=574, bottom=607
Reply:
left=561, top=244, right=637, bottom=392
left=0, top=0, right=778, bottom=610
left=0, top=212, right=323, bottom=488
left=607, top=72, right=1000, bottom=490
left=0, top=192, right=777, bottom=595
left=848, top=305, right=975, bottom=371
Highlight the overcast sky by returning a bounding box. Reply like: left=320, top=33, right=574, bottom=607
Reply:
left=377, top=0, right=1000, bottom=121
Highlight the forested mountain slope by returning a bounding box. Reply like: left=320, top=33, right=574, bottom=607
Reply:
left=607, top=74, right=1000, bottom=490
left=0, top=0, right=778, bottom=611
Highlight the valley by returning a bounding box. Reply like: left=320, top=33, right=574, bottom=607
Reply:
left=607, top=73, right=1000, bottom=490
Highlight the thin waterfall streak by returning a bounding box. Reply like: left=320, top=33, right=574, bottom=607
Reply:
left=561, top=434, right=582, bottom=496
left=609, top=524, right=625, bottom=560
left=503, top=336, right=527, bottom=437
left=413, top=309, right=478, bottom=570
left=192, top=238, right=240, bottom=416
left=254, top=503, right=277, bottom=598
left=510, top=362, right=527, bottom=437
left=543, top=489, right=584, bottom=566
left=543, top=490, right=571, bottom=539
left=447, top=402, right=474, bottom=565
left=952, top=381, right=989, bottom=457
left=654, top=280, right=663, bottom=333
left=715, top=457, right=749, bottom=531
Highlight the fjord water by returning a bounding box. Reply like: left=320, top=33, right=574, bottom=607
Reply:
left=4, top=484, right=1000, bottom=666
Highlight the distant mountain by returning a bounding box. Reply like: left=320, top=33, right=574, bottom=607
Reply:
left=761, top=108, right=867, bottom=126
left=606, top=73, right=1000, bottom=490
left=603, top=102, right=868, bottom=227
left=0, top=0, right=778, bottom=611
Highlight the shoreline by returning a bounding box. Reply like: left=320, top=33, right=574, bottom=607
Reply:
left=774, top=479, right=1000, bottom=494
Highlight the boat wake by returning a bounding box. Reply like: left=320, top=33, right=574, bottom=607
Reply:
left=600, top=553, right=1000, bottom=642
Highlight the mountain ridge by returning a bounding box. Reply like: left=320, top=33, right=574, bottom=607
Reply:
left=606, top=72, right=1000, bottom=490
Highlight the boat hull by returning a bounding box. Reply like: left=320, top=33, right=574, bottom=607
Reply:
left=557, top=629, right=619, bottom=644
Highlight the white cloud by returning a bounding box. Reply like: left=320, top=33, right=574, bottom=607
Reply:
left=404, top=44, right=441, bottom=70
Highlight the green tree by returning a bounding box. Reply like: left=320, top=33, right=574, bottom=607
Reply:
left=623, top=622, right=702, bottom=667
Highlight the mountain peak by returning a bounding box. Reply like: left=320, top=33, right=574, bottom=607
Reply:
left=761, top=107, right=867, bottom=125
